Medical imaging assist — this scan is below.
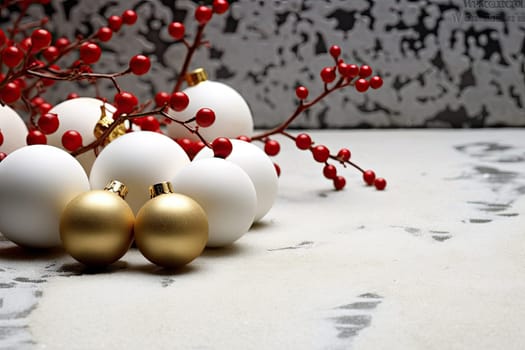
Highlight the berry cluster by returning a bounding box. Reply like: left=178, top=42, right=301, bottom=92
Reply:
left=0, top=0, right=386, bottom=192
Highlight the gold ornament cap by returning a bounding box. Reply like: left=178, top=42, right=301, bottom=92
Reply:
left=185, top=68, right=208, bottom=87
left=104, top=180, right=129, bottom=199
left=149, top=182, right=175, bottom=198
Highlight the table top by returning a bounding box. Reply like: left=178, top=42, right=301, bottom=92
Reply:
left=1, top=129, right=524, bottom=350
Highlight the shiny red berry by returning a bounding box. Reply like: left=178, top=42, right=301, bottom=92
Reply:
left=140, top=116, right=160, bottom=131
left=38, top=113, right=59, bottom=134
left=26, top=130, right=47, bottom=145
left=79, top=42, right=101, bottom=64
left=30, top=29, right=52, bottom=51
left=212, top=137, right=232, bottom=158
left=337, top=148, right=351, bottom=161
left=363, top=170, right=376, bottom=185
left=170, top=92, right=189, bottom=111
left=320, top=67, right=336, bottom=83
left=97, top=27, right=113, bottom=42
left=129, top=55, right=151, bottom=75
left=39, top=102, right=52, bottom=115
left=122, top=10, right=138, bottom=25
left=108, top=15, right=123, bottom=32
left=355, top=78, right=369, bottom=92
left=264, top=139, right=280, bottom=156
left=168, top=22, right=185, bottom=40
left=374, top=177, right=387, bottom=190
left=176, top=138, right=193, bottom=154
left=195, top=6, right=213, bottom=24
left=323, top=164, right=337, bottom=179
left=195, top=108, right=215, bottom=128
left=154, top=91, right=170, bottom=107
left=359, top=65, right=372, bottom=78
left=295, top=86, right=309, bottom=100
left=31, top=96, right=45, bottom=106
left=55, top=37, right=70, bottom=51
left=213, top=0, right=229, bottom=14
left=329, top=45, right=341, bottom=59
left=114, top=91, right=138, bottom=114
left=42, top=46, right=59, bottom=61
left=237, top=135, right=251, bottom=142
left=333, top=176, right=346, bottom=190
left=312, top=145, right=330, bottom=162
left=0, top=82, right=21, bottom=104
left=2, top=46, right=24, bottom=67
left=67, top=92, right=79, bottom=99
left=62, top=130, right=83, bottom=151
left=190, top=141, right=206, bottom=157
left=295, top=133, right=312, bottom=150
left=370, top=76, right=383, bottom=89
left=0, top=152, right=6, bottom=162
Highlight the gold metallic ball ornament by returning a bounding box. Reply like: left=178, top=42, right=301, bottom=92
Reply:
left=134, top=182, right=208, bottom=268
left=60, top=180, right=135, bottom=267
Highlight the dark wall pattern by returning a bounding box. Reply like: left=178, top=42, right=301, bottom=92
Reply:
left=7, top=0, right=525, bottom=128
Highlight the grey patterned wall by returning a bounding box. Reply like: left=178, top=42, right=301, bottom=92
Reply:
left=13, top=0, right=525, bottom=127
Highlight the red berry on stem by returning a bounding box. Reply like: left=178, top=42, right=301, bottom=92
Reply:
left=212, top=137, right=232, bottom=158
left=97, top=27, right=113, bottom=42
left=274, top=163, right=281, bottom=177
left=333, top=176, right=346, bottom=190
left=374, top=177, right=387, bottom=190
left=108, top=15, right=123, bottom=32
left=195, top=6, right=213, bottom=24
left=295, top=86, right=309, bottom=100
left=323, top=164, right=337, bottom=179
left=213, top=0, right=229, bottom=14
left=168, top=22, right=185, bottom=40
left=154, top=91, right=170, bottom=107
left=320, top=67, right=336, bottom=83
left=176, top=138, right=193, bottom=154
left=170, top=91, right=189, bottom=111
left=26, top=130, right=47, bottom=145
left=264, top=139, right=280, bottom=156
left=347, top=64, right=360, bottom=78
left=370, top=76, right=383, bottom=89
left=55, top=37, right=70, bottom=51
left=38, top=113, right=59, bottom=134
left=295, top=133, right=312, bottom=150
left=337, top=148, right=351, bottom=161
left=114, top=91, right=138, bottom=114
left=363, top=170, right=376, bottom=185
left=122, top=10, right=138, bottom=25
left=42, top=46, right=59, bottom=61
left=359, top=65, right=372, bottom=78
left=338, top=62, right=351, bottom=77
left=190, top=141, right=206, bottom=157
left=355, top=78, right=369, bottom=92
left=195, top=108, right=215, bottom=128
left=312, top=145, right=330, bottom=162
left=62, top=130, right=83, bottom=151
left=2, top=46, right=24, bottom=67
left=329, top=45, right=341, bottom=59
left=0, top=82, right=21, bottom=104
left=67, top=92, right=79, bottom=99
left=0, top=152, right=6, bottom=162
left=79, top=42, right=101, bottom=64
left=129, top=55, right=151, bottom=75
left=140, top=116, right=160, bottom=132
left=30, top=29, right=52, bottom=50
left=39, top=102, right=52, bottom=115
left=31, top=96, right=45, bottom=106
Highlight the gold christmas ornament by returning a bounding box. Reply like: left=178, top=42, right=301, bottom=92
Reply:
left=60, top=180, right=135, bottom=267
left=93, top=105, right=127, bottom=146
left=134, top=181, right=208, bottom=268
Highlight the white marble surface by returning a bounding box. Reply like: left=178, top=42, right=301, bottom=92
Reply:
left=1, top=130, right=525, bottom=349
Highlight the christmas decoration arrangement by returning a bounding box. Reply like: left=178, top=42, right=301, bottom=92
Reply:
left=0, top=0, right=387, bottom=269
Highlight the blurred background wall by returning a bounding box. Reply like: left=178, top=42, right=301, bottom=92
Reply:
left=7, top=0, right=525, bottom=128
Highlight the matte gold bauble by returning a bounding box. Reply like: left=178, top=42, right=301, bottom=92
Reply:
left=134, top=182, right=208, bottom=268
left=60, top=180, right=134, bottom=266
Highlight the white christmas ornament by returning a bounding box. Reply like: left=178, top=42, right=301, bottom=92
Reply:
left=166, top=68, right=253, bottom=142
left=47, top=97, right=116, bottom=173
left=89, top=131, right=190, bottom=213
left=195, top=139, right=278, bottom=222
left=0, top=145, right=90, bottom=248
left=0, top=104, right=28, bottom=154
left=171, top=157, right=257, bottom=248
